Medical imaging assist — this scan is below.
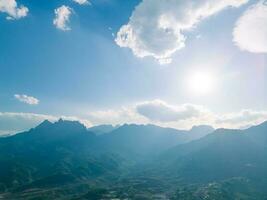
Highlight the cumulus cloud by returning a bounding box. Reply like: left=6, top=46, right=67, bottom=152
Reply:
left=72, top=0, right=90, bottom=5
left=0, top=0, right=28, bottom=20
left=0, top=112, right=56, bottom=134
left=216, top=109, right=267, bottom=128
left=86, top=100, right=267, bottom=130
left=233, top=1, right=267, bottom=53
left=53, top=5, right=72, bottom=31
left=85, top=100, right=213, bottom=129
left=0, top=112, right=92, bottom=135
left=136, top=100, right=206, bottom=122
left=14, top=94, right=39, bottom=105
left=1, top=103, right=267, bottom=135
left=87, top=106, right=147, bottom=126
left=115, top=0, right=248, bottom=64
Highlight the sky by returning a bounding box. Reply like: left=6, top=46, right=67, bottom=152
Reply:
left=0, top=0, right=267, bottom=134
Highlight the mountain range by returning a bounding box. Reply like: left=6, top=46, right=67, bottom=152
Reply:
left=0, top=119, right=266, bottom=199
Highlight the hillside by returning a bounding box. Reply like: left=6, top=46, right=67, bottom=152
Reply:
left=0, top=120, right=267, bottom=199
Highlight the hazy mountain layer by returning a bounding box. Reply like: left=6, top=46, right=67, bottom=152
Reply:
left=0, top=120, right=266, bottom=199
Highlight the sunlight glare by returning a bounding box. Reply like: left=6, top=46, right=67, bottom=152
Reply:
left=187, top=71, right=215, bottom=95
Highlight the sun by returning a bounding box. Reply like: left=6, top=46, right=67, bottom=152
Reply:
left=187, top=71, right=215, bottom=95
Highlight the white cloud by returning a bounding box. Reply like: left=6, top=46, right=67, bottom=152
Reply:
left=135, top=100, right=267, bottom=129
left=86, top=100, right=267, bottom=130
left=233, top=1, right=267, bottom=53
left=72, top=0, right=90, bottom=5
left=0, top=0, right=28, bottom=20
left=115, top=0, right=248, bottom=64
left=0, top=112, right=56, bottom=134
left=87, top=106, right=147, bottom=126
left=86, top=100, right=212, bottom=129
left=0, top=112, right=92, bottom=135
left=136, top=100, right=206, bottom=122
left=14, top=94, right=39, bottom=105
left=2, top=102, right=267, bottom=135
left=61, top=116, right=92, bottom=128
left=216, top=109, right=267, bottom=128
left=53, top=5, right=72, bottom=31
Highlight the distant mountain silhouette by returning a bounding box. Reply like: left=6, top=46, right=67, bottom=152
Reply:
left=1, top=120, right=267, bottom=199
left=95, top=123, right=215, bottom=159
left=155, top=122, right=267, bottom=183
left=88, top=124, right=119, bottom=135
left=188, top=124, right=214, bottom=140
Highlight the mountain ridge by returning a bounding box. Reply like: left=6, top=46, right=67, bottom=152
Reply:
left=1, top=120, right=267, bottom=199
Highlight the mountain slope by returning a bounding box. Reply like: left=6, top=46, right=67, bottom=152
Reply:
left=2, top=120, right=267, bottom=199
left=88, top=124, right=119, bottom=135
left=0, top=120, right=123, bottom=192
left=154, top=122, right=267, bottom=183
left=0, top=120, right=208, bottom=193
left=96, top=124, right=214, bottom=159
left=98, top=124, right=188, bottom=158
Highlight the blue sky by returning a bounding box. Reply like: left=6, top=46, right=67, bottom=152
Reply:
left=0, top=0, right=266, bottom=134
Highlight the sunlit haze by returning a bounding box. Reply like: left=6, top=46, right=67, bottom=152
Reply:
left=0, top=0, right=266, bottom=133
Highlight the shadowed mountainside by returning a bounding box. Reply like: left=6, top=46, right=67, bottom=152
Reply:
left=1, top=120, right=267, bottom=199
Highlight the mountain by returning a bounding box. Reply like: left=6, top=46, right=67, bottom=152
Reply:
left=98, top=124, right=189, bottom=158
left=0, top=120, right=207, bottom=195
left=0, top=119, right=124, bottom=194
left=1, top=120, right=267, bottom=199
left=95, top=124, right=215, bottom=160
left=188, top=125, right=214, bottom=140
left=88, top=124, right=119, bottom=135
left=154, top=122, right=267, bottom=184
left=0, top=119, right=97, bottom=153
